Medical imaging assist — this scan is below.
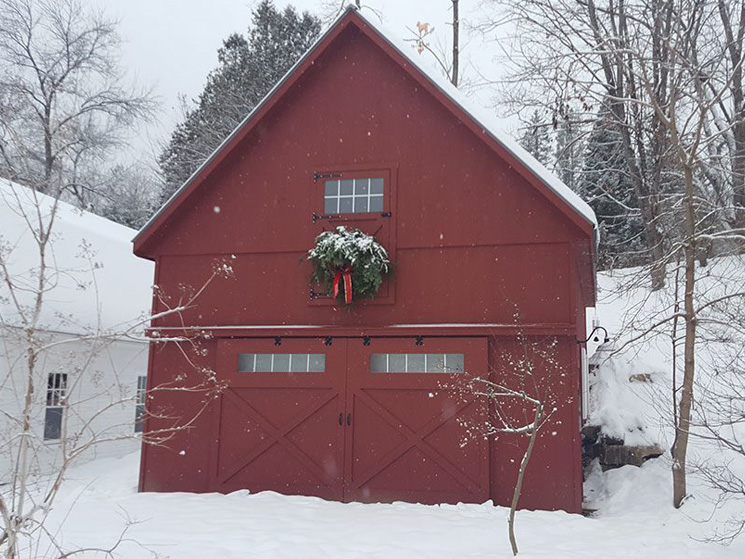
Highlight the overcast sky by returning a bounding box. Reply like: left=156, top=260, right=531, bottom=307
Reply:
left=96, top=0, right=505, bottom=166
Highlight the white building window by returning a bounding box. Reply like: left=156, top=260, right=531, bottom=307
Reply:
left=324, top=177, right=384, bottom=214
left=45, top=372, right=67, bottom=440
left=135, top=376, right=147, bottom=433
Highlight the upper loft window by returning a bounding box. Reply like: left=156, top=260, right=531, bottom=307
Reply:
left=324, top=178, right=384, bottom=214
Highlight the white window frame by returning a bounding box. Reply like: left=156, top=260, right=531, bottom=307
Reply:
left=324, top=177, right=384, bottom=214
left=45, top=372, right=67, bottom=441
left=135, top=375, right=147, bottom=433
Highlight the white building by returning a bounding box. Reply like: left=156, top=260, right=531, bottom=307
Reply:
left=0, top=179, right=153, bottom=479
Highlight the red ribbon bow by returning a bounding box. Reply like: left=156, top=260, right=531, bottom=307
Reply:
left=333, top=266, right=353, bottom=304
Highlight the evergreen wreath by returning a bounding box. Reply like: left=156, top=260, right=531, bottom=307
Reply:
left=308, top=226, right=390, bottom=304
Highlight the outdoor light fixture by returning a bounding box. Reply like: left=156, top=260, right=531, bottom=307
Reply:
left=578, top=326, right=610, bottom=345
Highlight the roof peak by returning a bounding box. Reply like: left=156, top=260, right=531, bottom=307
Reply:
left=134, top=5, right=596, bottom=252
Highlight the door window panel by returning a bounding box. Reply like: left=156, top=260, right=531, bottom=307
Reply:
left=238, top=353, right=326, bottom=373
left=369, top=353, right=465, bottom=374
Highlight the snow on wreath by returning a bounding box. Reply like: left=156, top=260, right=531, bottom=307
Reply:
left=308, top=226, right=391, bottom=304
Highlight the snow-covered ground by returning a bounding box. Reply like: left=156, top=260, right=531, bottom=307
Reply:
left=37, top=449, right=742, bottom=558
left=18, top=257, right=745, bottom=558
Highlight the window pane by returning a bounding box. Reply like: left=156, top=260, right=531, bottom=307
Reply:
left=339, top=197, right=353, bottom=213
left=407, top=354, right=426, bottom=373
left=427, top=354, right=446, bottom=373
left=237, top=354, right=255, bottom=373
left=445, top=354, right=465, bottom=373
left=324, top=198, right=338, bottom=214
left=356, top=179, right=369, bottom=195
left=135, top=404, right=145, bottom=434
left=254, top=354, right=273, bottom=372
left=136, top=376, right=147, bottom=405
left=308, top=354, right=326, bottom=372
left=354, top=197, right=368, bottom=213
left=241, top=354, right=325, bottom=373
left=370, top=354, right=387, bottom=373
left=388, top=354, right=406, bottom=372
left=290, top=354, right=309, bottom=373
left=324, top=180, right=339, bottom=196
left=369, top=195, right=383, bottom=212
left=44, top=407, right=63, bottom=440
left=273, top=354, right=291, bottom=373
left=340, top=179, right=354, bottom=196
left=370, top=178, right=384, bottom=194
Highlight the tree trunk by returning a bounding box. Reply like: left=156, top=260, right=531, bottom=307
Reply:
left=718, top=0, right=745, bottom=227
left=508, top=403, right=543, bottom=556
left=671, top=163, right=697, bottom=509
left=451, top=0, right=459, bottom=87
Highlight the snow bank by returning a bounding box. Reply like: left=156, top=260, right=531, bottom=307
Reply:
left=34, top=450, right=743, bottom=558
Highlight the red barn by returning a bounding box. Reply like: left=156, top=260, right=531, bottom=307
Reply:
left=133, top=6, right=597, bottom=512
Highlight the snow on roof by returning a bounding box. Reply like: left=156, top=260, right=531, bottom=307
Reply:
left=136, top=5, right=596, bottom=242
left=0, top=179, right=154, bottom=336
left=348, top=8, right=597, bottom=229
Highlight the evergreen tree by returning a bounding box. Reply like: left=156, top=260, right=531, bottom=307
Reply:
left=518, top=110, right=552, bottom=166
left=158, top=1, right=321, bottom=200
left=577, top=114, right=645, bottom=269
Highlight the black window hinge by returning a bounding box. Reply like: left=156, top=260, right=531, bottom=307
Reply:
left=415, top=335, right=424, bottom=346
left=313, top=171, right=342, bottom=183
left=274, top=336, right=282, bottom=346
left=324, top=336, right=333, bottom=346
left=313, top=212, right=341, bottom=222
left=309, top=288, right=330, bottom=300
left=381, top=211, right=392, bottom=218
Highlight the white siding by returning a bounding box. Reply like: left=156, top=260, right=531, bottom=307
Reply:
left=0, top=330, right=149, bottom=480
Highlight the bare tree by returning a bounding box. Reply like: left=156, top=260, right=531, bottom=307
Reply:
left=0, top=0, right=154, bottom=204
left=409, top=1, right=462, bottom=88
left=449, top=333, right=560, bottom=555
left=0, top=180, right=234, bottom=559
left=482, top=0, right=745, bottom=509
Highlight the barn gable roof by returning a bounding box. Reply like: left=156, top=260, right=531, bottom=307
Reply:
left=134, top=5, right=597, bottom=256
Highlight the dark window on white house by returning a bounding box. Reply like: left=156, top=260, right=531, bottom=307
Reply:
left=44, top=372, right=67, bottom=440
left=369, top=354, right=465, bottom=374
left=237, top=353, right=326, bottom=373
left=135, top=376, right=147, bottom=433
left=324, top=178, right=384, bottom=214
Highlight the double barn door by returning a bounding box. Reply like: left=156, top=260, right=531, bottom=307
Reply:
left=212, top=337, right=489, bottom=504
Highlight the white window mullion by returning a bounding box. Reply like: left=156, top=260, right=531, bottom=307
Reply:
left=367, top=178, right=371, bottom=212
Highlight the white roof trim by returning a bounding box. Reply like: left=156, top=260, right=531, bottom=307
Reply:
left=135, top=5, right=596, bottom=244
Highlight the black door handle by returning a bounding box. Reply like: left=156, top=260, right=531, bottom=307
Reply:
left=346, top=413, right=352, bottom=426
left=338, top=413, right=343, bottom=425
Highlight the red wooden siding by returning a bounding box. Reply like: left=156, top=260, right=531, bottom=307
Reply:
left=136, top=10, right=595, bottom=514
